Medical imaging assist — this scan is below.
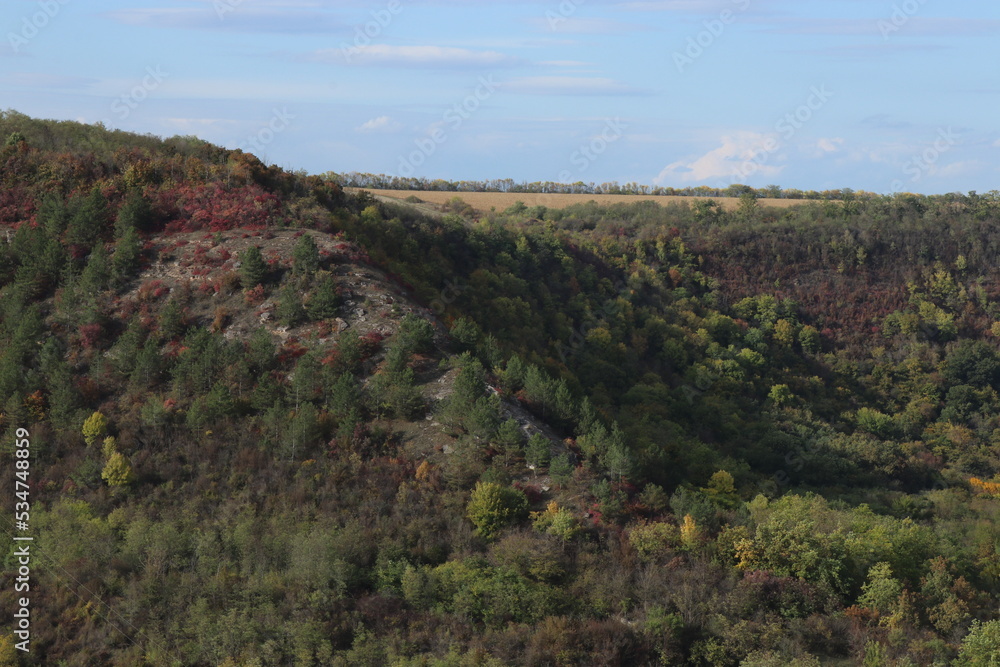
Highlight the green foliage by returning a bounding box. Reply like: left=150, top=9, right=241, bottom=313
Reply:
left=466, top=482, right=528, bottom=539
left=397, top=313, right=435, bottom=355
left=158, top=297, right=186, bottom=340
left=82, top=411, right=109, bottom=447
left=306, top=273, right=340, bottom=320
left=115, top=190, right=153, bottom=236
left=111, top=225, right=142, bottom=286
left=956, top=620, right=1000, bottom=666
left=858, top=562, right=903, bottom=615
left=628, top=521, right=678, bottom=561
left=239, top=245, right=267, bottom=287
left=944, top=340, right=1000, bottom=389
left=10, top=115, right=1000, bottom=663
left=79, top=243, right=110, bottom=292
left=291, top=233, right=320, bottom=276
left=450, top=316, right=480, bottom=353
left=525, top=433, right=551, bottom=470
left=101, top=451, right=135, bottom=487
left=276, top=285, right=306, bottom=327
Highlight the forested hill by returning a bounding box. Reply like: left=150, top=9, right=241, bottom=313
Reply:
left=1, top=110, right=1000, bottom=664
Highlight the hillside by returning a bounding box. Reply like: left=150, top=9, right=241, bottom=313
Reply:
left=0, top=113, right=1000, bottom=665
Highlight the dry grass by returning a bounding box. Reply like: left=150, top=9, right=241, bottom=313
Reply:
left=347, top=188, right=818, bottom=212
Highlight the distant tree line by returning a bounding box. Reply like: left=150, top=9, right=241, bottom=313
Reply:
left=327, top=171, right=1000, bottom=202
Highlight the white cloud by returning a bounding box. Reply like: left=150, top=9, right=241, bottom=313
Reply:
left=525, top=17, right=647, bottom=34
left=104, top=7, right=344, bottom=33
left=355, top=115, right=401, bottom=134
left=816, top=138, right=845, bottom=153
left=504, top=76, right=645, bottom=96
left=655, top=132, right=785, bottom=184
left=313, top=45, right=517, bottom=67
left=539, top=60, right=592, bottom=67
left=993, top=138, right=1000, bottom=148
left=622, top=0, right=747, bottom=11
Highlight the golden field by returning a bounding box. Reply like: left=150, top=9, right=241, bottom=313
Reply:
left=346, top=188, right=816, bottom=212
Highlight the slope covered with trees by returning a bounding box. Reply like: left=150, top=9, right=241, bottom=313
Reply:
left=0, top=111, right=999, bottom=665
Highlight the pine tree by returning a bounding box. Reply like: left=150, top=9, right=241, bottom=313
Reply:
left=526, top=433, right=551, bottom=470
left=493, top=418, right=524, bottom=462
left=66, top=187, right=108, bottom=250
left=327, top=372, right=359, bottom=422
left=247, top=328, right=276, bottom=373
left=158, top=298, right=186, bottom=340
left=450, top=317, right=480, bottom=352
left=79, top=243, right=110, bottom=292
left=549, top=454, right=573, bottom=488
left=276, top=286, right=306, bottom=327
left=306, top=274, right=340, bottom=321
left=36, top=194, right=69, bottom=236
left=115, top=190, right=153, bottom=237
left=292, top=234, right=320, bottom=276
left=111, top=226, right=141, bottom=287
left=239, top=246, right=267, bottom=288
left=397, top=313, right=434, bottom=354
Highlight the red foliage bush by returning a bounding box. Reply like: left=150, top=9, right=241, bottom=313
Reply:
left=79, top=323, right=104, bottom=350
left=138, top=280, right=169, bottom=302
left=159, top=183, right=280, bottom=232
left=244, top=284, right=266, bottom=305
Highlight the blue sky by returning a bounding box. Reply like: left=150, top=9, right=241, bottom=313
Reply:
left=2, top=0, right=998, bottom=194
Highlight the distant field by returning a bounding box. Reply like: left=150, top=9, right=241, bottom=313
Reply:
left=346, top=188, right=817, bottom=212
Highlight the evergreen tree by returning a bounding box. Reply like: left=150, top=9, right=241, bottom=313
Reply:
left=247, top=328, right=276, bottom=373
left=450, top=317, right=480, bottom=352
left=397, top=313, right=435, bottom=355
left=158, top=298, right=186, bottom=340
left=111, top=226, right=142, bottom=287
left=327, top=372, right=359, bottom=422
left=306, top=274, right=340, bottom=321
left=493, top=418, right=524, bottom=463
left=115, top=190, right=153, bottom=237
left=526, top=433, right=551, bottom=470
left=129, top=342, right=163, bottom=390
left=66, top=187, right=108, bottom=250
left=36, top=194, right=69, bottom=237
left=239, top=246, right=267, bottom=288
left=276, top=286, right=306, bottom=327
left=79, top=243, right=110, bottom=293
left=292, top=234, right=320, bottom=276
left=549, top=454, right=574, bottom=488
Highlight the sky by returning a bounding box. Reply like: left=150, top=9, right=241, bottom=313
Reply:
left=1, top=0, right=999, bottom=194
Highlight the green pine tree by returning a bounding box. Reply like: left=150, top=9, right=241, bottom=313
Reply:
left=239, top=246, right=267, bottom=288
left=306, top=274, right=340, bottom=321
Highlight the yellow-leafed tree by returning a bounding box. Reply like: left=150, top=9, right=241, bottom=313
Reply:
left=102, top=451, right=135, bottom=487
left=82, top=411, right=109, bottom=447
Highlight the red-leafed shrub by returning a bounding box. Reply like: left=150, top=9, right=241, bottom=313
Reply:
left=277, top=342, right=308, bottom=364
left=159, top=183, right=280, bottom=232
left=244, top=284, right=266, bottom=305
left=79, top=323, right=104, bottom=350
left=359, top=331, right=385, bottom=359
left=138, top=280, right=169, bottom=302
